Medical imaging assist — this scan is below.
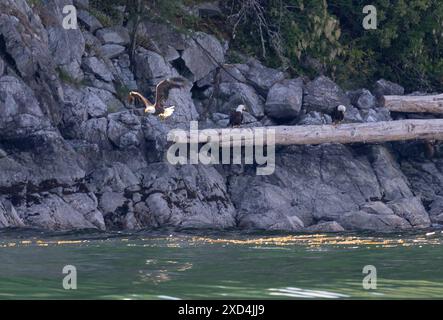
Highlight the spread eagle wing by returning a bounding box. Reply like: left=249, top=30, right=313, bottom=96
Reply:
left=128, top=91, right=155, bottom=113
left=154, top=77, right=187, bottom=114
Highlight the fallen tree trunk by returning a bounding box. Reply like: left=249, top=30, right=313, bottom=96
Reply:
left=181, top=119, right=443, bottom=146
left=382, top=94, right=443, bottom=113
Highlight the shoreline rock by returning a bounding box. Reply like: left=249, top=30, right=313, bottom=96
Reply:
left=0, top=0, right=440, bottom=233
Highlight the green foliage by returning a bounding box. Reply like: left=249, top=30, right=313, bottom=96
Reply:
left=88, top=8, right=116, bottom=27
left=28, top=0, right=43, bottom=7
left=329, top=0, right=443, bottom=91
left=227, top=0, right=443, bottom=92
left=87, top=0, right=443, bottom=92
left=90, top=0, right=127, bottom=26
left=226, top=0, right=343, bottom=73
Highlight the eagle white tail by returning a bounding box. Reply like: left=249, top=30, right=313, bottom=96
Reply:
left=162, top=106, right=175, bottom=118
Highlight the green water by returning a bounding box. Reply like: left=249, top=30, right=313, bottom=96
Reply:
left=1, top=229, right=443, bottom=299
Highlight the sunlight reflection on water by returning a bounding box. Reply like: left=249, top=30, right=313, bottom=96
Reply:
left=0, top=230, right=442, bottom=299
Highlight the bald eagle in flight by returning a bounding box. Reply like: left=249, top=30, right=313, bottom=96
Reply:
left=128, top=77, right=186, bottom=120
left=331, top=105, right=346, bottom=125
left=228, top=104, right=246, bottom=127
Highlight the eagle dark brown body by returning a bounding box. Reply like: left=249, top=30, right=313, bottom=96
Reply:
left=331, top=105, right=346, bottom=125
left=228, top=105, right=246, bottom=127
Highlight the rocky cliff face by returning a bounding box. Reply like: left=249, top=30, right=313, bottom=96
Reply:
left=0, top=0, right=442, bottom=232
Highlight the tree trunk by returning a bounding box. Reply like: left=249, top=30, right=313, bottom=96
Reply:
left=382, top=94, right=443, bottom=113
left=181, top=119, right=443, bottom=146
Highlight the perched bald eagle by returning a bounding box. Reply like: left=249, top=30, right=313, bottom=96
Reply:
left=331, top=105, right=346, bottom=125
left=128, top=77, right=186, bottom=120
left=228, top=104, right=246, bottom=127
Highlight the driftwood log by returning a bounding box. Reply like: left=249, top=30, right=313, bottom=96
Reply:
left=180, top=119, right=443, bottom=146
left=382, top=94, right=443, bottom=113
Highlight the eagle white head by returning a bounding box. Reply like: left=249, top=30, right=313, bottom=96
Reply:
left=145, top=106, right=156, bottom=114
left=236, top=104, right=246, bottom=113
left=337, top=105, right=346, bottom=113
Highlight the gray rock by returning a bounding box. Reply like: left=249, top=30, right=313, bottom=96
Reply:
left=134, top=48, right=178, bottom=92
left=219, top=64, right=247, bottom=83
left=303, top=76, right=350, bottom=113
left=181, top=32, right=225, bottom=82
left=113, top=54, right=137, bottom=88
left=63, top=193, right=105, bottom=230
left=145, top=193, right=172, bottom=226
left=137, top=163, right=236, bottom=229
left=99, top=191, right=127, bottom=215
left=62, top=84, right=110, bottom=120
left=348, top=89, right=377, bottom=110
left=237, top=59, right=286, bottom=95
left=343, top=105, right=364, bottom=123
left=0, top=199, right=24, bottom=228
left=387, top=197, right=431, bottom=228
left=45, top=1, right=85, bottom=81
left=96, top=26, right=130, bottom=46
left=195, top=64, right=246, bottom=88
left=0, top=0, right=439, bottom=234
left=428, top=196, right=443, bottom=221
left=60, top=101, right=87, bottom=139
left=305, top=221, right=345, bottom=233
left=80, top=117, right=110, bottom=147
left=400, top=159, right=443, bottom=203
left=17, top=194, right=96, bottom=230
left=0, top=58, right=5, bottom=76
left=77, top=9, right=103, bottom=32
left=123, top=211, right=141, bottom=230
left=218, top=82, right=265, bottom=118
left=161, top=81, right=200, bottom=125
left=0, top=131, right=85, bottom=192
left=82, top=57, right=114, bottom=82
left=212, top=113, right=229, bottom=122
left=74, top=0, right=89, bottom=9
left=0, top=3, right=63, bottom=123
left=86, top=162, right=140, bottom=193
left=62, top=87, right=113, bottom=143
left=100, top=44, right=126, bottom=59
left=298, top=111, right=332, bottom=125
left=85, top=75, right=117, bottom=93
left=431, top=214, right=443, bottom=224
left=370, top=145, right=413, bottom=201
left=83, top=31, right=103, bottom=56
left=107, top=112, right=142, bottom=149
left=374, top=79, right=404, bottom=97
left=265, top=78, right=303, bottom=120
left=362, top=107, right=391, bottom=122
left=137, top=21, right=187, bottom=57
left=360, top=201, right=394, bottom=215
left=84, top=94, right=108, bottom=118
left=338, top=211, right=411, bottom=231
left=231, top=180, right=304, bottom=231
left=47, top=27, right=85, bottom=80
left=229, top=144, right=382, bottom=231
left=85, top=86, right=125, bottom=112
left=0, top=76, right=52, bottom=139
